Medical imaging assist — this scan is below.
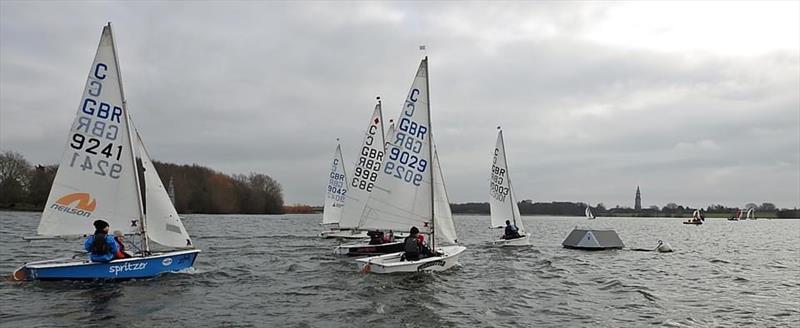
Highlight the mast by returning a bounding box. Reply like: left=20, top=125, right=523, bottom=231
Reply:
left=424, top=57, right=435, bottom=251
left=376, top=96, right=385, bottom=147
left=337, top=140, right=347, bottom=192
left=499, top=128, right=518, bottom=227
left=108, top=22, right=149, bottom=253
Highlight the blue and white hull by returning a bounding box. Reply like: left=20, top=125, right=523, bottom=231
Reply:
left=13, top=249, right=200, bottom=281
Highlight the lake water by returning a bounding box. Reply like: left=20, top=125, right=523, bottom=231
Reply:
left=1, top=211, right=798, bottom=327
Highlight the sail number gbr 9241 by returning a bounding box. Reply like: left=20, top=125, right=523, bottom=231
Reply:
left=384, top=88, right=428, bottom=186
left=68, top=62, right=124, bottom=179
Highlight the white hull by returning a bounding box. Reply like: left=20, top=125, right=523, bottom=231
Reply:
left=319, top=230, right=368, bottom=239
left=356, top=245, right=466, bottom=274
left=492, top=234, right=530, bottom=246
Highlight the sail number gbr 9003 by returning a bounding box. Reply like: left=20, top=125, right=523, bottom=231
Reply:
left=384, top=88, right=428, bottom=186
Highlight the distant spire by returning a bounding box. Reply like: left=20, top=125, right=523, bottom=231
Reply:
left=635, top=185, right=642, bottom=210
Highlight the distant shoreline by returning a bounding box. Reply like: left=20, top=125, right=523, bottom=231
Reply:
left=2, top=208, right=797, bottom=219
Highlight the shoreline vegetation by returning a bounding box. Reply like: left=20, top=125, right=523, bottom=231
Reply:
left=2, top=151, right=797, bottom=218
left=0, top=150, right=284, bottom=214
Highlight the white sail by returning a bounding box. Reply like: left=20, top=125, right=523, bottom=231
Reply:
left=359, top=58, right=434, bottom=235
left=37, top=24, right=143, bottom=237
left=339, top=100, right=385, bottom=229
left=322, top=143, right=347, bottom=226
left=585, top=206, right=595, bottom=219
left=384, top=121, right=395, bottom=150
left=433, top=148, right=457, bottom=245
left=135, top=130, right=193, bottom=248
left=746, top=208, right=754, bottom=219
left=488, top=129, right=524, bottom=232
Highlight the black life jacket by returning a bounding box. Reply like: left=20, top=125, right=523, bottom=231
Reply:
left=90, top=232, right=111, bottom=254
left=404, top=236, right=420, bottom=253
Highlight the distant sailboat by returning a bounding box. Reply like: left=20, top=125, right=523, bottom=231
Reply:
left=13, top=24, right=199, bottom=281
left=489, top=127, right=529, bottom=246
left=746, top=208, right=756, bottom=220
left=356, top=57, right=465, bottom=273
left=728, top=208, right=743, bottom=221
left=684, top=209, right=703, bottom=225
left=585, top=206, right=596, bottom=220
left=321, top=142, right=347, bottom=229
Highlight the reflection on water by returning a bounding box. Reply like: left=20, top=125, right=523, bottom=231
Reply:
left=1, top=211, right=798, bottom=327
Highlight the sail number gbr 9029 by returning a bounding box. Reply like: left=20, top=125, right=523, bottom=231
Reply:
left=384, top=88, right=428, bottom=186
left=67, top=62, right=124, bottom=179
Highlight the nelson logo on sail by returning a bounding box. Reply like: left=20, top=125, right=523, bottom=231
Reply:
left=50, top=192, right=97, bottom=217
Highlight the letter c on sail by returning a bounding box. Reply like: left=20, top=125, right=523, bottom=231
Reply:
left=56, top=192, right=97, bottom=212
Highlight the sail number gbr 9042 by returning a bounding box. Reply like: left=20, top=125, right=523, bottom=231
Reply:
left=67, top=62, right=124, bottom=179
left=384, top=88, right=428, bottom=186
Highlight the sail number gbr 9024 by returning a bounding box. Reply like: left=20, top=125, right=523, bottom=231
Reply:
left=384, top=88, right=428, bottom=186
left=67, top=62, right=124, bottom=179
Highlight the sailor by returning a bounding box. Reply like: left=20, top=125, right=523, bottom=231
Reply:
left=503, top=220, right=521, bottom=239
left=401, top=226, right=421, bottom=261
left=83, top=219, right=119, bottom=262
left=417, top=234, right=432, bottom=257
left=382, top=230, right=394, bottom=243
left=112, top=230, right=131, bottom=259
left=367, top=230, right=385, bottom=245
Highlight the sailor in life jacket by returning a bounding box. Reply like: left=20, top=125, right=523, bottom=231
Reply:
left=402, top=226, right=421, bottom=261
left=83, top=219, right=119, bottom=262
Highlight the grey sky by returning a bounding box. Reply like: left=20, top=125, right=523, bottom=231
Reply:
left=1, top=1, right=798, bottom=208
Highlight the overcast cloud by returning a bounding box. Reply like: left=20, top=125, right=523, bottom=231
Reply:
left=1, top=1, right=798, bottom=208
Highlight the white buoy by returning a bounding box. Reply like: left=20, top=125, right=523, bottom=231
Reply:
left=656, top=240, right=673, bottom=253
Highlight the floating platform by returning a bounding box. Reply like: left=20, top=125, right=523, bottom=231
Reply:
left=562, top=229, right=624, bottom=250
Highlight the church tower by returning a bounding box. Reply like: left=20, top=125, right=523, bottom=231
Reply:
left=635, top=186, right=642, bottom=210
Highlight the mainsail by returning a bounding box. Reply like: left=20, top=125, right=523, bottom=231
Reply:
left=37, top=24, right=143, bottom=237
left=489, top=129, right=525, bottom=233
left=339, top=100, right=386, bottom=229
left=322, top=143, right=347, bottom=226
left=359, top=58, right=435, bottom=235
left=135, top=129, right=193, bottom=248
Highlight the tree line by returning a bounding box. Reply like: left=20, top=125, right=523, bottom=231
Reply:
left=0, top=150, right=284, bottom=214
left=450, top=201, right=799, bottom=218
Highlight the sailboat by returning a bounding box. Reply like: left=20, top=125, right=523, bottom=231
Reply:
left=727, top=208, right=743, bottom=221
left=684, top=209, right=703, bottom=225
left=746, top=208, right=756, bottom=220
left=321, top=98, right=386, bottom=240
left=355, top=57, right=466, bottom=273
left=489, top=128, right=530, bottom=246
left=585, top=206, right=596, bottom=220
left=12, top=24, right=199, bottom=281
left=320, top=141, right=348, bottom=231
